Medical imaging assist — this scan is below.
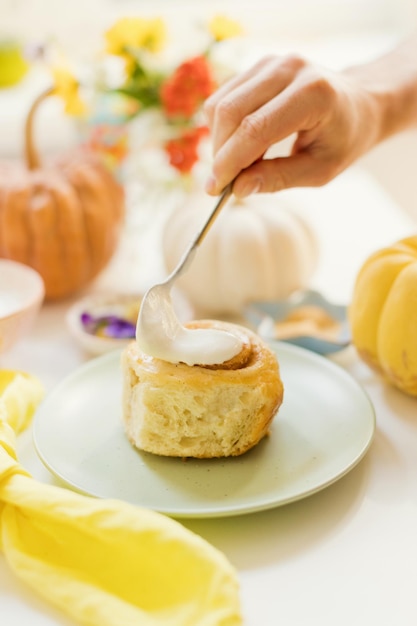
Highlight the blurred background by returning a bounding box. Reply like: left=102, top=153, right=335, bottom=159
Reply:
left=1, top=0, right=416, bottom=219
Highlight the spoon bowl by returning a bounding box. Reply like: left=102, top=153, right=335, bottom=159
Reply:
left=136, top=183, right=234, bottom=343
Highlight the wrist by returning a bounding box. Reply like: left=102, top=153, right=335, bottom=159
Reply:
left=343, top=36, right=417, bottom=144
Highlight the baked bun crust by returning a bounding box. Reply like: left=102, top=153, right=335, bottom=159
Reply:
left=121, top=319, right=284, bottom=458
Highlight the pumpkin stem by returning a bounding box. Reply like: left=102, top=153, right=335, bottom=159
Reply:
left=24, top=86, right=55, bottom=170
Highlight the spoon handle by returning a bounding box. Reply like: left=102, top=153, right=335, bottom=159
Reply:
left=193, top=182, right=233, bottom=247
left=167, top=182, right=234, bottom=282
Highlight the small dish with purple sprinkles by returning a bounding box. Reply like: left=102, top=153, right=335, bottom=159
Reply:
left=66, top=293, right=142, bottom=356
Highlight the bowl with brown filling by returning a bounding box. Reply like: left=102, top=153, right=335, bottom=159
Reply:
left=243, top=290, right=350, bottom=355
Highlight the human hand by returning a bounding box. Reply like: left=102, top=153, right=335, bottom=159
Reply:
left=204, top=54, right=382, bottom=197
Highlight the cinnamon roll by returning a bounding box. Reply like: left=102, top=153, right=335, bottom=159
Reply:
left=121, top=320, right=284, bottom=458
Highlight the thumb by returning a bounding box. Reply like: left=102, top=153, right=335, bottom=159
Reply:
left=233, top=153, right=333, bottom=197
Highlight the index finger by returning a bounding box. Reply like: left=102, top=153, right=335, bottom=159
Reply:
left=205, top=56, right=293, bottom=154
left=208, top=84, right=318, bottom=193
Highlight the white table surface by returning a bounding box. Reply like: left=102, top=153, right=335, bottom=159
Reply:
left=2, top=165, right=417, bottom=626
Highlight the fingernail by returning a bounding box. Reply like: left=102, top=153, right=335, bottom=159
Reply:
left=205, top=176, right=218, bottom=195
left=234, top=179, right=261, bottom=198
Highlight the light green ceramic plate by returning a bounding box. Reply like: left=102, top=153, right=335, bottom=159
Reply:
left=33, top=343, right=375, bottom=518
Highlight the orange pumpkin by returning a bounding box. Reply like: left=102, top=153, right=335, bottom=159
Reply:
left=0, top=88, right=125, bottom=300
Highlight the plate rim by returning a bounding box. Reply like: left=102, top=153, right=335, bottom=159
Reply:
left=32, top=342, right=376, bottom=518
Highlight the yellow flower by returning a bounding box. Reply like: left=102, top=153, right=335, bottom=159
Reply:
left=51, top=64, right=87, bottom=116
left=208, top=15, right=244, bottom=41
left=105, top=17, right=167, bottom=56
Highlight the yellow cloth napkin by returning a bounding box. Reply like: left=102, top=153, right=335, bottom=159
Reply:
left=0, top=370, right=242, bottom=626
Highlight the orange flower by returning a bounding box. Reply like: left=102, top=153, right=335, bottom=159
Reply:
left=161, top=56, right=215, bottom=119
left=164, top=126, right=209, bottom=173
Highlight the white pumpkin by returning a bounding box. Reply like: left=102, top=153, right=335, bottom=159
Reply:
left=162, top=191, right=319, bottom=315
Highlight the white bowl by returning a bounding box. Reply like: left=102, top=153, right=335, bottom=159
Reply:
left=0, top=259, right=45, bottom=354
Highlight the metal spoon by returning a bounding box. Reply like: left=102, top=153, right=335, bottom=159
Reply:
left=171, top=182, right=233, bottom=280
left=135, top=182, right=234, bottom=348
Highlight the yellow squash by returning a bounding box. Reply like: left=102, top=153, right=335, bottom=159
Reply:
left=349, top=236, right=417, bottom=396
